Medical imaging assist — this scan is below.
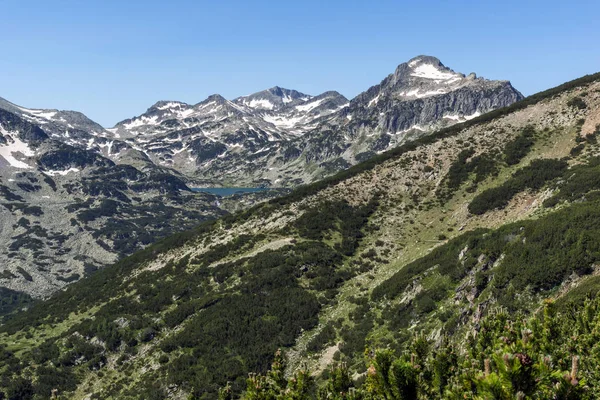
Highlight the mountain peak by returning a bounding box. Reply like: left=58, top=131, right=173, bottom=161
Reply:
left=192, top=94, right=229, bottom=108
left=395, top=55, right=463, bottom=82
left=205, top=94, right=227, bottom=102
left=267, top=86, right=285, bottom=95
left=146, top=100, right=190, bottom=114
left=234, top=87, right=312, bottom=111
left=406, top=55, right=443, bottom=68
left=265, top=86, right=309, bottom=99
left=147, top=100, right=190, bottom=113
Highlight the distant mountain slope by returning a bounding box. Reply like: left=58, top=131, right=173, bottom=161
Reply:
left=0, top=96, right=129, bottom=158
left=108, top=87, right=351, bottom=186
left=0, top=72, right=596, bottom=399
left=0, top=108, right=230, bottom=299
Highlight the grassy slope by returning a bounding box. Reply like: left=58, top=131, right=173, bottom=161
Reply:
left=0, top=74, right=599, bottom=399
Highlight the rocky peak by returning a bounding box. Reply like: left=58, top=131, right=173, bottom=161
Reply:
left=312, top=91, right=348, bottom=101
left=0, top=109, right=49, bottom=144
left=146, top=100, right=191, bottom=114
left=290, top=91, right=349, bottom=116
left=267, top=86, right=310, bottom=101
left=351, top=55, right=522, bottom=111
left=404, top=55, right=457, bottom=74
left=198, top=94, right=228, bottom=105
left=41, top=55, right=524, bottom=188
left=234, top=86, right=312, bottom=111
left=0, top=97, right=108, bottom=142
left=387, top=55, right=466, bottom=92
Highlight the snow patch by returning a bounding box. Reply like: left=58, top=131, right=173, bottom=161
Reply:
left=262, top=114, right=304, bottom=129
left=443, top=111, right=481, bottom=121
left=17, top=106, right=57, bottom=120
left=295, top=98, right=325, bottom=112
left=408, top=58, right=421, bottom=68
left=157, top=102, right=183, bottom=110
left=97, top=140, right=115, bottom=154
left=44, top=167, right=80, bottom=176
left=411, top=64, right=458, bottom=81
left=244, top=99, right=275, bottom=110
left=465, top=111, right=482, bottom=120
left=446, top=77, right=462, bottom=84
left=443, top=114, right=461, bottom=121
left=368, top=94, right=381, bottom=107
left=396, top=124, right=427, bottom=134
left=401, top=88, right=449, bottom=98
left=178, top=108, right=196, bottom=118
left=122, top=115, right=159, bottom=129
left=172, top=146, right=187, bottom=155
left=0, top=128, right=35, bottom=169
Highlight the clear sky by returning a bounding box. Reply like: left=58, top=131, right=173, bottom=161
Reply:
left=1, top=0, right=599, bottom=127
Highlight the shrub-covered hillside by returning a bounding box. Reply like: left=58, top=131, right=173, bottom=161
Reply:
left=241, top=296, right=600, bottom=399
left=0, top=73, right=599, bottom=399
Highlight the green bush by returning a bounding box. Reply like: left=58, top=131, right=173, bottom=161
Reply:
left=567, top=96, right=587, bottom=109
left=543, top=157, right=600, bottom=206
left=438, top=150, right=499, bottom=200
left=504, top=126, right=535, bottom=165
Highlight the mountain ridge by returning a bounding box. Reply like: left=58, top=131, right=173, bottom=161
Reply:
left=0, top=56, right=523, bottom=188
left=102, top=55, right=522, bottom=187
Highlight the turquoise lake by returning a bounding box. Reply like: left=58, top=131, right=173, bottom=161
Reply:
left=191, top=187, right=271, bottom=197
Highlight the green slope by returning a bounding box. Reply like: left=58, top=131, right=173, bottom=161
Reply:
left=0, top=73, right=600, bottom=399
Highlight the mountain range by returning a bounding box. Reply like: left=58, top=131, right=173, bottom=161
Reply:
left=0, top=62, right=598, bottom=398
left=0, top=56, right=522, bottom=187
left=0, top=56, right=523, bottom=299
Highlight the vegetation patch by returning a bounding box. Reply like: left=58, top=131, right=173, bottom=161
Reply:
left=544, top=157, right=600, bottom=207
left=468, top=158, right=567, bottom=215
left=503, top=125, right=535, bottom=165
left=376, top=200, right=600, bottom=312
left=244, top=299, right=597, bottom=399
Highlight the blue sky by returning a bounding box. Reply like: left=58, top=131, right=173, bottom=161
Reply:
left=1, top=0, right=598, bottom=127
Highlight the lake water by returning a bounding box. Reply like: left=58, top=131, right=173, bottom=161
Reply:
left=191, top=187, right=271, bottom=197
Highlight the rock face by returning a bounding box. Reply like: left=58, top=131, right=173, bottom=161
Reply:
left=0, top=96, right=139, bottom=164
left=291, top=56, right=523, bottom=166
left=104, top=56, right=522, bottom=186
